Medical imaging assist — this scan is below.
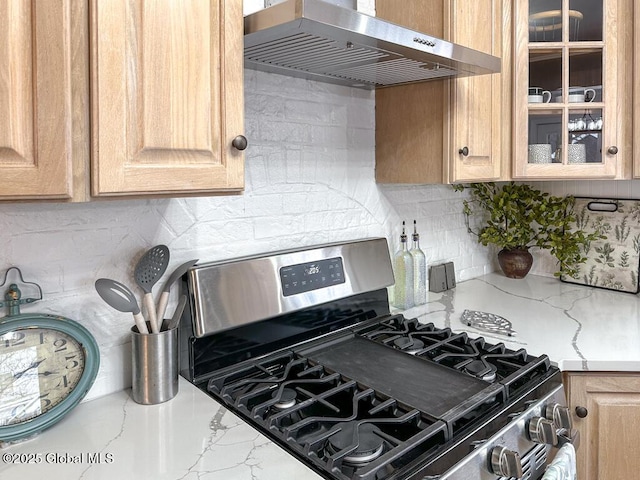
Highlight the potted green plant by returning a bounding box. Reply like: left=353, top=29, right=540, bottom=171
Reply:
left=453, top=182, right=601, bottom=279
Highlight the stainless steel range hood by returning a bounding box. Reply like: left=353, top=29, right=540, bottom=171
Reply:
left=244, top=0, right=501, bottom=89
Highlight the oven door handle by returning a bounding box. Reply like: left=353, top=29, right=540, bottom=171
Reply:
left=556, top=428, right=580, bottom=450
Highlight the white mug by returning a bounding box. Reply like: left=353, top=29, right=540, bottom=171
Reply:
left=568, top=88, right=596, bottom=103
left=528, top=91, right=552, bottom=103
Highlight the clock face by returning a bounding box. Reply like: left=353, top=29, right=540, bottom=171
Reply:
left=0, top=327, right=86, bottom=427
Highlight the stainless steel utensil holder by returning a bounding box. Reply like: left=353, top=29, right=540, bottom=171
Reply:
left=131, top=323, right=178, bottom=404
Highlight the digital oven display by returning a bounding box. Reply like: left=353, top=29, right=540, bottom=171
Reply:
left=279, top=257, right=345, bottom=296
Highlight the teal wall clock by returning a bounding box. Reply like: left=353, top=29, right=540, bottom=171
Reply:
left=0, top=268, right=100, bottom=443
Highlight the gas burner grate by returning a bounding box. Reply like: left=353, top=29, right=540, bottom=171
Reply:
left=208, top=353, right=345, bottom=421
left=357, top=317, right=553, bottom=399
left=283, top=387, right=448, bottom=480
left=207, top=351, right=449, bottom=480
left=427, top=334, right=528, bottom=380
left=357, top=315, right=453, bottom=354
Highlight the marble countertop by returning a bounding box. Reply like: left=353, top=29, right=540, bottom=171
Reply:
left=0, top=377, right=324, bottom=480
left=2, top=273, right=639, bottom=479
left=400, top=272, right=640, bottom=371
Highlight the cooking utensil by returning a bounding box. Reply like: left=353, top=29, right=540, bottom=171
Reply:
left=163, top=295, right=187, bottom=331
left=95, top=278, right=148, bottom=334
left=155, top=259, right=198, bottom=322
left=134, top=245, right=170, bottom=334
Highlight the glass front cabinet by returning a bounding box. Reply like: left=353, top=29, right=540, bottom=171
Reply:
left=513, top=0, right=632, bottom=179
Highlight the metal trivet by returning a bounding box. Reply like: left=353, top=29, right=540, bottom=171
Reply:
left=461, top=309, right=516, bottom=337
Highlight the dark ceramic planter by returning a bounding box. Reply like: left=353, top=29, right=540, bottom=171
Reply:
left=497, top=248, right=533, bottom=279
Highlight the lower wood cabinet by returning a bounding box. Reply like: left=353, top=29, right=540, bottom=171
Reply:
left=564, top=372, right=640, bottom=480
left=634, top=3, right=640, bottom=178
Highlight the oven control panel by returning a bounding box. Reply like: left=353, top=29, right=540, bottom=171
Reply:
left=280, top=257, right=345, bottom=296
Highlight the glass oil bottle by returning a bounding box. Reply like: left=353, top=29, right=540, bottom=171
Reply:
left=392, top=221, right=414, bottom=309
left=410, top=220, right=426, bottom=305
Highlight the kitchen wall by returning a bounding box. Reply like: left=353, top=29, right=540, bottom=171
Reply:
left=2, top=2, right=638, bottom=402
left=0, top=68, right=493, bottom=400
left=3, top=76, right=639, bottom=403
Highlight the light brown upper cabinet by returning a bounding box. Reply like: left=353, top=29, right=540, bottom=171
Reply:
left=1, top=0, right=245, bottom=202
left=0, top=1, right=89, bottom=201
left=513, top=0, right=632, bottom=179
left=445, top=0, right=509, bottom=182
left=91, top=0, right=245, bottom=197
left=376, top=0, right=508, bottom=184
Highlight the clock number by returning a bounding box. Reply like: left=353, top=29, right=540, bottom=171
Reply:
left=65, top=354, right=79, bottom=370
left=58, top=375, right=69, bottom=388
left=40, top=393, right=52, bottom=409
left=4, top=331, right=25, bottom=348
left=53, top=338, right=67, bottom=352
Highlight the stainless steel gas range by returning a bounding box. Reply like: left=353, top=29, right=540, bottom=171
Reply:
left=179, top=238, right=578, bottom=480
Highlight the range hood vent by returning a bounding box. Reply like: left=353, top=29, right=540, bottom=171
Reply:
left=244, top=0, right=501, bottom=89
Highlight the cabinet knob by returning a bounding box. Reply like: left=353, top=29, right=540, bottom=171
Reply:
left=575, top=406, right=588, bottom=418
left=490, top=446, right=523, bottom=478
left=607, top=146, right=618, bottom=155
left=232, top=135, right=248, bottom=151
left=458, top=146, right=469, bottom=156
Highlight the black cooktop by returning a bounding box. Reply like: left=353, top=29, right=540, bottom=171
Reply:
left=302, top=336, right=492, bottom=419
left=201, top=306, right=559, bottom=480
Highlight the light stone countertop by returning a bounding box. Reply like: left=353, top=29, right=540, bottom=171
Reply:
left=400, top=272, right=640, bottom=372
left=0, top=377, right=324, bottom=480
left=2, top=273, right=638, bottom=480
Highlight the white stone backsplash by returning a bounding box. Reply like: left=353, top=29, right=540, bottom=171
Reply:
left=0, top=70, right=484, bottom=400
left=2, top=64, right=639, bottom=400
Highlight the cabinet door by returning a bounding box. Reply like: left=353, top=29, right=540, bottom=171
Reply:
left=513, top=0, right=632, bottom=179
left=0, top=1, right=88, bottom=201
left=634, top=3, right=640, bottom=177
left=375, top=0, right=505, bottom=184
left=566, top=373, right=640, bottom=480
left=375, top=0, right=447, bottom=184
left=91, top=0, right=244, bottom=196
left=447, top=0, right=504, bottom=182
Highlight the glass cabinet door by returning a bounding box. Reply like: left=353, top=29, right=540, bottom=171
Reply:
left=513, top=0, right=628, bottom=179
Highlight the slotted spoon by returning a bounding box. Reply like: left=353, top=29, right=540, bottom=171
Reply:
left=134, top=245, right=170, bottom=333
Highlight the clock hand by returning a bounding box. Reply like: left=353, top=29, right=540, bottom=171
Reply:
left=13, top=358, right=47, bottom=379
left=16, top=370, right=58, bottom=377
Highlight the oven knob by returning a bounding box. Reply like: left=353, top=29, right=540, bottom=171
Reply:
left=528, top=416, right=558, bottom=445
left=545, top=403, right=573, bottom=430
left=490, top=446, right=523, bottom=478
